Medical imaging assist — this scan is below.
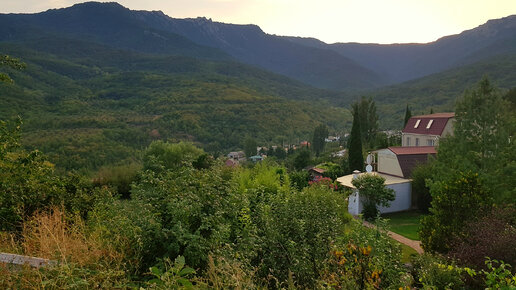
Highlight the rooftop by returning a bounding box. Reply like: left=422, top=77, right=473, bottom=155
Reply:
left=403, top=112, right=454, bottom=136
left=337, top=172, right=410, bottom=189
left=388, top=146, right=437, bottom=155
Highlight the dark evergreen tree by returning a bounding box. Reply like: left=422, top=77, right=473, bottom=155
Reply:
left=311, top=124, right=328, bottom=157
left=403, top=104, right=412, bottom=127
left=351, top=97, right=378, bottom=148
left=243, top=136, right=257, bottom=158
left=348, top=110, right=364, bottom=171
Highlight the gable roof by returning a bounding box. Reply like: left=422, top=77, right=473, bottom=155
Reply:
left=388, top=146, right=436, bottom=178
left=403, top=113, right=454, bottom=136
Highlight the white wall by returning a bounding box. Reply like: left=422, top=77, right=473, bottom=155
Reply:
left=348, top=181, right=412, bottom=215
left=377, top=149, right=403, bottom=177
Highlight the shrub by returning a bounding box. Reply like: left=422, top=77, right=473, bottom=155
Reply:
left=420, top=171, right=492, bottom=253
left=448, top=205, right=516, bottom=270
left=411, top=162, right=434, bottom=213
left=411, top=254, right=465, bottom=289
left=257, top=184, right=351, bottom=288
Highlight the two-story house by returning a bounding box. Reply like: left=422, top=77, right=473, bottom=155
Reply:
left=402, top=113, right=455, bottom=147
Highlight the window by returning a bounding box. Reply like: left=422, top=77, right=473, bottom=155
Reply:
left=416, top=138, right=420, bottom=146
left=414, top=119, right=421, bottom=128
left=427, top=139, right=435, bottom=146
left=426, top=119, right=434, bottom=129
left=406, top=137, right=411, bottom=146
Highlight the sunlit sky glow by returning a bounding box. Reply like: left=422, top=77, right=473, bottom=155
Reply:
left=2, top=0, right=516, bottom=44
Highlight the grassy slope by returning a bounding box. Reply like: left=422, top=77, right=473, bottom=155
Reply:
left=382, top=211, right=424, bottom=241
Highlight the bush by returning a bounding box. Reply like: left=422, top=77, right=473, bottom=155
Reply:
left=256, top=183, right=351, bottom=288
left=448, top=205, right=516, bottom=270
left=420, top=171, right=493, bottom=253
left=411, top=254, right=465, bottom=289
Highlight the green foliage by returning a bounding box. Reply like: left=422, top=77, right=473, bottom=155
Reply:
left=482, top=258, right=516, bottom=289
left=351, top=96, right=378, bottom=148
left=0, top=42, right=350, bottom=171
left=348, top=109, right=364, bottom=171
left=94, top=163, right=141, bottom=198
left=351, top=174, right=395, bottom=221
left=89, top=196, right=165, bottom=273
left=243, top=136, right=257, bottom=159
left=322, top=218, right=407, bottom=289
left=0, top=119, right=103, bottom=231
left=258, top=184, right=351, bottom=288
left=143, top=141, right=205, bottom=173
left=404, top=104, right=412, bottom=127
left=411, top=254, right=465, bottom=289
left=0, top=54, right=25, bottom=83
left=289, top=170, right=310, bottom=190
left=411, top=162, right=434, bottom=213
left=293, top=149, right=311, bottom=170
left=147, top=256, right=199, bottom=289
left=317, top=162, right=345, bottom=180
left=311, top=124, right=328, bottom=157
left=420, top=171, right=492, bottom=253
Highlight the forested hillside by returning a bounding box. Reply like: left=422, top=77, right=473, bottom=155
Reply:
left=0, top=40, right=350, bottom=171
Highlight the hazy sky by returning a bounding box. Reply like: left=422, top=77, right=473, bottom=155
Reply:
left=2, top=0, right=516, bottom=44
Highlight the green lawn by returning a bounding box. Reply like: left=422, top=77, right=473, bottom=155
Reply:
left=382, top=211, right=425, bottom=240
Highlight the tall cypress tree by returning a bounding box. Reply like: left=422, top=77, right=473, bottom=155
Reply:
left=348, top=110, right=364, bottom=171
left=404, top=104, right=412, bottom=127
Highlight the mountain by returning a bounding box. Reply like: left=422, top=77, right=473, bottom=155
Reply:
left=288, top=15, right=516, bottom=84
left=364, top=52, right=516, bottom=129
left=0, top=2, right=384, bottom=91
left=0, top=37, right=350, bottom=171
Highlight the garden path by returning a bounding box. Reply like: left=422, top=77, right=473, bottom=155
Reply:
left=362, top=220, right=424, bottom=254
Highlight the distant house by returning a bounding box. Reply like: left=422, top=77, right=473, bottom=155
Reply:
left=225, top=159, right=238, bottom=167
left=227, top=151, right=246, bottom=162
left=331, top=149, right=347, bottom=157
left=300, top=141, right=310, bottom=148
left=249, top=155, right=264, bottom=162
left=309, top=167, right=326, bottom=180
left=402, top=113, right=454, bottom=147
left=325, top=136, right=340, bottom=142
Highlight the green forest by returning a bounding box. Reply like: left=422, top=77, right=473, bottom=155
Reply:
left=1, top=57, right=515, bottom=288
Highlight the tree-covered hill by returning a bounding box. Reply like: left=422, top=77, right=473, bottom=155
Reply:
left=0, top=40, right=350, bottom=171
left=365, top=53, right=516, bottom=129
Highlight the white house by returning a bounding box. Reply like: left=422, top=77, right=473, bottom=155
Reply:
left=402, top=113, right=454, bottom=147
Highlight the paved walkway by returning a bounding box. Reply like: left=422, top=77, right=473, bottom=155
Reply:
left=362, top=220, right=424, bottom=254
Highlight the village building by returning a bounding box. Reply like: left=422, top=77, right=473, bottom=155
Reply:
left=227, top=151, right=246, bottom=162
left=338, top=113, right=453, bottom=215
left=402, top=113, right=454, bottom=147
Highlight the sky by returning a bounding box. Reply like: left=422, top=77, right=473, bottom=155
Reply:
left=2, top=0, right=516, bottom=44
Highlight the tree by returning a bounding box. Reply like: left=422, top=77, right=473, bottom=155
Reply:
left=351, top=97, right=378, bottom=147
left=435, top=78, right=515, bottom=203
left=293, top=149, right=311, bottom=170
left=348, top=109, right=364, bottom=172
left=243, top=136, right=257, bottom=158
left=143, top=141, right=205, bottom=173
left=419, top=171, right=492, bottom=253
left=403, top=104, right=412, bottom=127
left=311, top=124, right=328, bottom=157
left=351, top=174, right=395, bottom=220
left=0, top=55, right=25, bottom=83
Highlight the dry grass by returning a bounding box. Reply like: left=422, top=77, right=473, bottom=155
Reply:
left=20, top=207, right=121, bottom=266
left=0, top=207, right=130, bottom=289
left=204, top=255, right=257, bottom=289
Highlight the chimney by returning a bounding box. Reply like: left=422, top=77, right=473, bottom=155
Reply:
left=352, top=170, right=361, bottom=179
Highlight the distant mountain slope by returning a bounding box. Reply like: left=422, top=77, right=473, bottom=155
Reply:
left=365, top=52, right=516, bottom=129
left=287, top=15, right=516, bottom=84
left=0, top=39, right=350, bottom=170
left=0, top=2, right=228, bottom=60
left=0, top=2, right=384, bottom=91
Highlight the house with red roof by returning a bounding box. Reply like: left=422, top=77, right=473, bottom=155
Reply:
left=402, top=113, right=455, bottom=147
left=338, top=113, right=454, bottom=215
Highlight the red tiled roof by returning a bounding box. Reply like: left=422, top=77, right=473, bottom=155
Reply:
left=388, top=146, right=437, bottom=155
left=402, top=113, right=454, bottom=136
